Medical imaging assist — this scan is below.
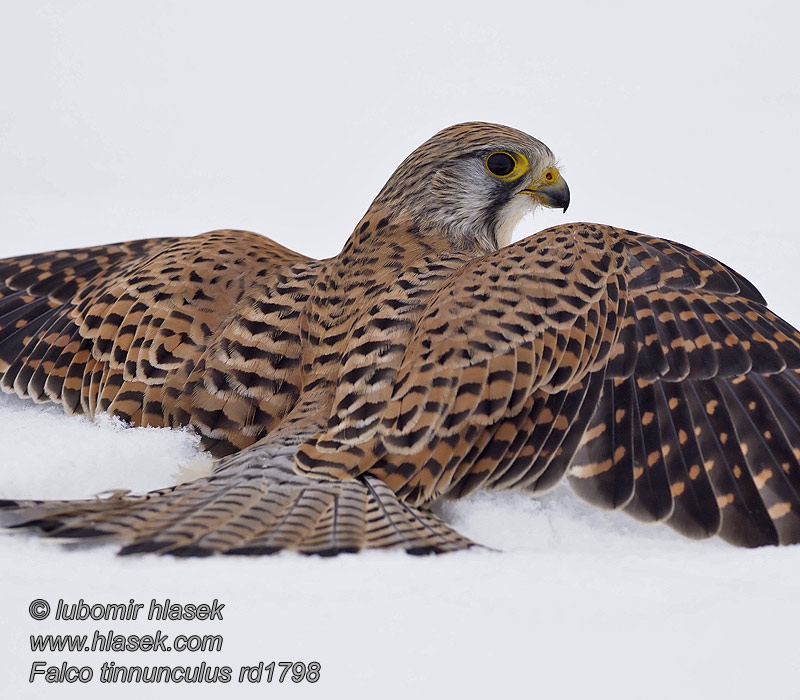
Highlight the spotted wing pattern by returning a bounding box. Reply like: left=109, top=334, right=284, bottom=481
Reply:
left=568, top=232, right=800, bottom=545
left=0, top=230, right=319, bottom=456
left=0, top=237, right=179, bottom=398
left=298, top=223, right=800, bottom=546
left=5, top=220, right=800, bottom=554
left=297, top=224, right=627, bottom=505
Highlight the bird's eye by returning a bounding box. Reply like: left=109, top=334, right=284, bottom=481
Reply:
left=485, top=152, right=518, bottom=178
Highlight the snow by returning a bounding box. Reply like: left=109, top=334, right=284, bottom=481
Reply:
left=2, top=1, right=800, bottom=698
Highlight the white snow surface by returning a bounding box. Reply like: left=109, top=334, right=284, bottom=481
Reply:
left=2, top=2, right=800, bottom=698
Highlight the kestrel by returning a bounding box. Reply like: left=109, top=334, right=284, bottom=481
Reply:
left=2, top=122, right=800, bottom=555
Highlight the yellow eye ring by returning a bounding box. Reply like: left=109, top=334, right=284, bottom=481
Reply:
left=484, top=151, right=528, bottom=181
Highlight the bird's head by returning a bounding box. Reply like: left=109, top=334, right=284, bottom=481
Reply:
left=372, top=122, right=570, bottom=253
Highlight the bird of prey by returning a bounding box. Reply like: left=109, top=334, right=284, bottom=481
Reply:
left=2, top=122, right=800, bottom=556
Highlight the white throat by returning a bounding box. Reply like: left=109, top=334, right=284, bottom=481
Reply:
left=495, top=195, right=535, bottom=248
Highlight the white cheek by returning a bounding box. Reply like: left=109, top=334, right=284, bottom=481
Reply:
left=495, top=196, right=535, bottom=248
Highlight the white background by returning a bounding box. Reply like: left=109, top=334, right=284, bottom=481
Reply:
left=2, top=1, right=800, bottom=698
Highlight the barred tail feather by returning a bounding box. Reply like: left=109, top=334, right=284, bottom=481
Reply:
left=0, top=453, right=474, bottom=557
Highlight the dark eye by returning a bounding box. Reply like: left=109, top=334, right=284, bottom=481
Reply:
left=485, top=152, right=517, bottom=177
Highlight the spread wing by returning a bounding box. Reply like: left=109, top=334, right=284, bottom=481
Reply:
left=0, top=230, right=318, bottom=456
left=299, top=222, right=800, bottom=547
left=569, top=232, right=800, bottom=546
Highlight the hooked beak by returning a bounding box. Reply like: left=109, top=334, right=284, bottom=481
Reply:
left=524, top=168, right=570, bottom=212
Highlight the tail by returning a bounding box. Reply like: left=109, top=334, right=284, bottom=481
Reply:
left=0, top=443, right=474, bottom=556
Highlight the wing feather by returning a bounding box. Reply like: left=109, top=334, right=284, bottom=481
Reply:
left=0, top=231, right=318, bottom=455
left=569, top=228, right=800, bottom=545
left=298, top=222, right=800, bottom=547
left=297, top=224, right=627, bottom=506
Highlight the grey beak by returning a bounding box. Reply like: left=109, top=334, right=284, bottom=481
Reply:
left=532, top=176, right=570, bottom=213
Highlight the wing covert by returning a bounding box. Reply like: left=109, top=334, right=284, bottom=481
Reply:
left=297, top=223, right=628, bottom=504
left=0, top=230, right=318, bottom=455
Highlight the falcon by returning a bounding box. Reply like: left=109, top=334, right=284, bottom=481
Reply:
left=2, top=122, right=800, bottom=555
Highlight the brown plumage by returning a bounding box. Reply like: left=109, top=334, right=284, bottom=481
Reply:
left=2, top=121, right=800, bottom=555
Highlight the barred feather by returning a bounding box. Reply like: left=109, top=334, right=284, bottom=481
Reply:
left=4, top=122, right=800, bottom=555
